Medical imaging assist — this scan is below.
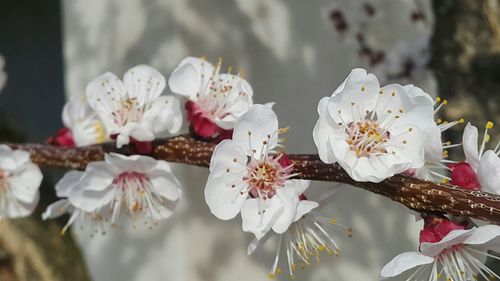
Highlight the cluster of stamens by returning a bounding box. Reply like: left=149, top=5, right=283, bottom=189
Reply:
left=268, top=214, right=352, bottom=280
left=109, top=172, right=165, bottom=224
left=195, top=58, right=246, bottom=120
left=345, top=119, right=390, bottom=157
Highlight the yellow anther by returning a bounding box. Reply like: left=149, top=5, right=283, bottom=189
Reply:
left=459, top=118, right=465, bottom=124
left=330, top=218, right=337, bottom=224
left=486, top=121, right=494, bottom=129
left=436, top=97, right=441, bottom=102
left=437, top=118, right=443, bottom=124
left=267, top=272, right=275, bottom=279
left=442, top=99, right=448, bottom=105
left=486, top=134, right=491, bottom=142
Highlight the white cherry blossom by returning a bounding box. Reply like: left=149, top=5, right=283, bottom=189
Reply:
left=61, top=96, right=108, bottom=147
left=0, top=145, right=42, bottom=219
left=51, top=153, right=182, bottom=226
left=313, top=68, right=433, bottom=182
left=204, top=104, right=311, bottom=239
left=381, top=224, right=500, bottom=281
left=86, top=65, right=182, bottom=148
left=168, top=57, right=253, bottom=139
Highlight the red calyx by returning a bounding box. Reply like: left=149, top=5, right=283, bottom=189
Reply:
left=449, top=162, right=481, bottom=190
left=185, top=100, right=232, bottom=143
left=419, top=216, right=465, bottom=244
left=47, top=128, right=75, bottom=148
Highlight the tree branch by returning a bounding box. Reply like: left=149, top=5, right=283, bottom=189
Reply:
left=7, top=136, right=500, bottom=224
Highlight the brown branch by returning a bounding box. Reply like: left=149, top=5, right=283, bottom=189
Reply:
left=7, top=136, right=500, bottom=224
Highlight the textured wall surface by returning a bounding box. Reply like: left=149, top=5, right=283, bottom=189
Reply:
left=62, top=1, right=433, bottom=280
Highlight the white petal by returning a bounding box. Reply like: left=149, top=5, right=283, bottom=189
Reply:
left=105, top=153, right=157, bottom=173
left=478, top=150, right=500, bottom=194
left=209, top=140, right=247, bottom=179
left=9, top=163, right=42, bottom=204
left=380, top=251, right=434, bottom=278
left=272, top=187, right=298, bottom=234
left=123, top=65, right=166, bottom=104
left=42, top=199, right=71, bottom=220
left=463, top=123, right=480, bottom=170
left=149, top=161, right=182, bottom=201
left=78, top=161, right=115, bottom=191
left=421, top=229, right=474, bottom=257
left=204, top=176, right=247, bottom=220
left=464, top=224, right=500, bottom=246
left=294, top=200, right=319, bottom=221
left=168, top=62, right=201, bottom=99
left=86, top=72, right=127, bottom=130
left=241, top=197, right=283, bottom=239
left=69, top=185, right=116, bottom=212
left=313, top=97, right=338, bottom=164
left=1, top=192, right=39, bottom=219
left=232, top=104, right=279, bottom=159
left=55, top=170, right=84, bottom=197
left=141, top=95, right=183, bottom=134
left=247, top=232, right=273, bottom=255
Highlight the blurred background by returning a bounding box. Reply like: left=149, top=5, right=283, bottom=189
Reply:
left=0, top=0, right=499, bottom=280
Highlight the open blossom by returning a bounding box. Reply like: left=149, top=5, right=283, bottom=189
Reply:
left=248, top=189, right=352, bottom=280
left=313, top=68, right=434, bottom=182
left=381, top=217, right=500, bottom=281
left=49, top=153, right=182, bottom=227
left=459, top=122, right=500, bottom=193
left=0, top=145, right=43, bottom=219
left=86, top=65, right=182, bottom=149
left=50, top=97, right=108, bottom=147
left=205, top=105, right=312, bottom=239
left=168, top=57, right=253, bottom=140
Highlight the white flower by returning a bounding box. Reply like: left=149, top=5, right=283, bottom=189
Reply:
left=53, top=153, right=182, bottom=225
left=462, top=122, right=500, bottom=194
left=313, top=68, right=433, bottom=182
left=86, top=65, right=182, bottom=148
left=0, top=145, right=42, bottom=219
left=204, top=104, right=311, bottom=239
left=61, top=96, right=108, bottom=147
left=0, top=55, right=6, bottom=92
left=168, top=57, right=253, bottom=139
left=247, top=189, right=352, bottom=280
left=381, top=224, right=500, bottom=281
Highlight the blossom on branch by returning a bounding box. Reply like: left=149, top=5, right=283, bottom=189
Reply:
left=168, top=57, right=254, bottom=140
left=313, top=68, right=434, bottom=182
left=45, top=153, right=182, bottom=230
left=50, top=97, right=108, bottom=147
left=204, top=104, right=312, bottom=239
left=86, top=65, right=182, bottom=150
left=381, top=217, right=500, bottom=281
left=0, top=145, right=42, bottom=219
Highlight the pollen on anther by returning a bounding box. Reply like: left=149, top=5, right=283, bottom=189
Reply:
left=486, top=121, right=494, bottom=129
left=248, top=131, right=252, bottom=136
left=402, top=140, right=408, bottom=144
left=361, top=86, right=365, bottom=92
left=391, top=92, right=396, bottom=97
left=233, top=158, right=237, bottom=163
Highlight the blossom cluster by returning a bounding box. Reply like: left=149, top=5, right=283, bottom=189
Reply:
left=1, top=56, right=500, bottom=279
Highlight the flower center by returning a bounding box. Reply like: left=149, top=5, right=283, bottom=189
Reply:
left=346, top=119, right=389, bottom=157
left=244, top=154, right=294, bottom=200
left=112, top=172, right=152, bottom=213
left=112, top=98, right=145, bottom=126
